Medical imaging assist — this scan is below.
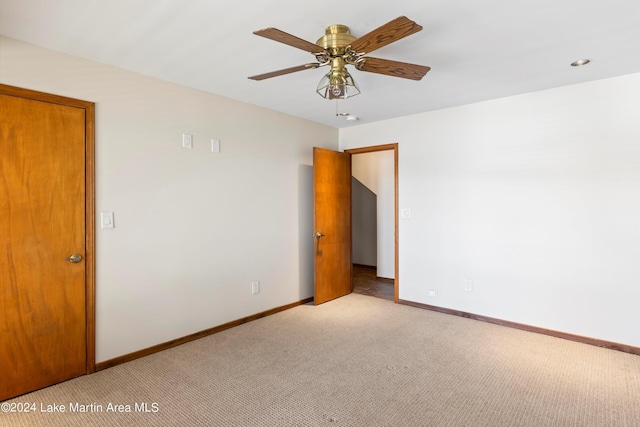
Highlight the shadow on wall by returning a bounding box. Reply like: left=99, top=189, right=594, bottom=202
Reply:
left=352, top=177, right=377, bottom=267
left=298, top=164, right=314, bottom=299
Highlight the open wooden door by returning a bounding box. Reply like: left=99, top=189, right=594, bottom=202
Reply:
left=0, top=85, right=95, bottom=400
left=313, top=147, right=352, bottom=304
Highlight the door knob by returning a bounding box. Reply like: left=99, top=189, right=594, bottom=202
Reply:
left=314, top=232, right=325, bottom=239
left=64, top=254, right=83, bottom=263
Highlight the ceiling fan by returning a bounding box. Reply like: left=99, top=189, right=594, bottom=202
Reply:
left=248, top=16, right=430, bottom=100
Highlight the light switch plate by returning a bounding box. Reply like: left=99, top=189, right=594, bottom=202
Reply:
left=182, top=133, right=193, bottom=149
left=211, top=139, right=220, bottom=153
left=100, top=212, right=114, bottom=229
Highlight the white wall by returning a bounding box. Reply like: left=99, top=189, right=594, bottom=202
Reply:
left=0, top=36, right=338, bottom=362
left=352, top=151, right=395, bottom=278
left=341, top=73, right=640, bottom=348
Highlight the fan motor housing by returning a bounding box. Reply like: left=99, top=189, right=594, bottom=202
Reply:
left=316, top=25, right=356, bottom=54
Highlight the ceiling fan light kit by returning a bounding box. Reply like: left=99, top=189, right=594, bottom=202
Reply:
left=316, top=58, right=361, bottom=100
left=249, top=16, right=431, bottom=100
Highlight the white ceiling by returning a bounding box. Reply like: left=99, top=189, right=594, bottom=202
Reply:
left=1, top=0, right=639, bottom=128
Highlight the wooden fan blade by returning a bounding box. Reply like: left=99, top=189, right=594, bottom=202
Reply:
left=253, top=27, right=325, bottom=53
left=248, top=63, right=320, bottom=81
left=349, top=16, right=422, bottom=55
left=357, top=57, right=430, bottom=81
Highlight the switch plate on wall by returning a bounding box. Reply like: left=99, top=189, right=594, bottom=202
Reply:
left=182, top=133, right=193, bottom=149
left=100, top=211, right=114, bottom=229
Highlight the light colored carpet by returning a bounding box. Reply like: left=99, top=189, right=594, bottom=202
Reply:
left=2, top=293, right=640, bottom=426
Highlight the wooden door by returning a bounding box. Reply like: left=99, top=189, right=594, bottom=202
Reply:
left=0, top=88, right=93, bottom=400
left=313, top=147, right=352, bottom=304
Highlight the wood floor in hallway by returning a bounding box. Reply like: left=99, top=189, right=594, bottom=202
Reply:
left=352, top=264, right=394, bottom=301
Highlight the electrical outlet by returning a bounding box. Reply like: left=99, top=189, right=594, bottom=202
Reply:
left=464, top=279, right=473, bottom=292
left=251, top=281, right=260, bottom=294
left=428, top=289, right=438, bottom=297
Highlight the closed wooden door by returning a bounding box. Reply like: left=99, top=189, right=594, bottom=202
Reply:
left=313, top=147, right=352, bottom=304
left=0, top=89, right=91, bottom=400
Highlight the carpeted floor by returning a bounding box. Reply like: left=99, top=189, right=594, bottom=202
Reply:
left=3, top=293, right=640, bottom=426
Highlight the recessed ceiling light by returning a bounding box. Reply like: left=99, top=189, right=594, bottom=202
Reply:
left=346, top=116, right=359, bottom=121
left=571, top=59, right=591, bottom=67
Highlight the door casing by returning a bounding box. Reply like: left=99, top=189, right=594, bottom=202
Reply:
left=346, top=143, right=399, bottom=302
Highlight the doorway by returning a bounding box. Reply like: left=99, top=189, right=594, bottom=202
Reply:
left=0, top=84, right=96, bottom=400
left=312, top=144, right=398, bottom=304
left=346, top=144, right=398, bottom=302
